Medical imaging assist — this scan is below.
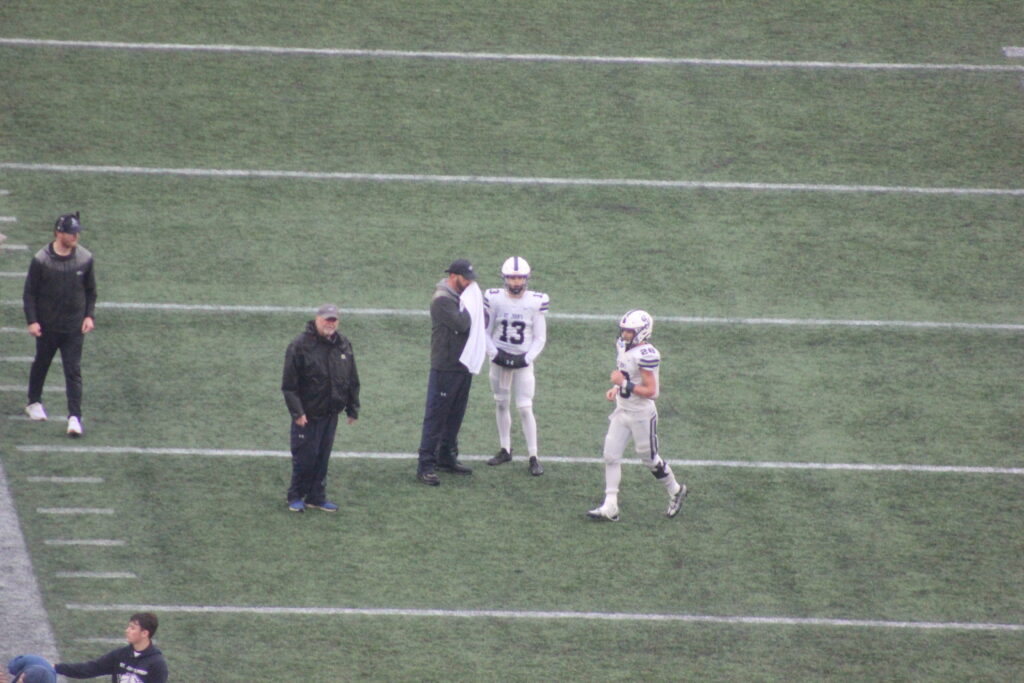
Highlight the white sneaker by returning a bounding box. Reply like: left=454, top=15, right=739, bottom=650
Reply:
left=25, top=402, right=48, bottom=421
left=587, top=504, right=620, bottom=522
left=667, top=483, right=688, bottom=518
left=67, top=416, right=83, bottom=438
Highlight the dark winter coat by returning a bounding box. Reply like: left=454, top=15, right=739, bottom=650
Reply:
left=282, top=320, right=361, bottom=420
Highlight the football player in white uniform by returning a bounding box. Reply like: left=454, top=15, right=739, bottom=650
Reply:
left=483, top=256, right=549, bottom=476
left=588, top=310, right=687, bottom=521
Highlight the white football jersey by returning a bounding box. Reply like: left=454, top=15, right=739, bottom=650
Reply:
left=484, top=288, right=550, bottom=360
left=615, top=339, right=660, bottom=413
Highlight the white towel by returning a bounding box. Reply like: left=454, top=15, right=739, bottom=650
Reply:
left=458, top=281, right=487, bottom=374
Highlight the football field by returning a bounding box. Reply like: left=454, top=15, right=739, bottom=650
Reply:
left=1, top=2, right=1022, bottom=680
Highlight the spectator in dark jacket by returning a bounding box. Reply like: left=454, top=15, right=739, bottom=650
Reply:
left=22, top=212, right=97, bottom=437
left=54, top=612, right=167, bottom=682
left=282, top=303, right=360, bottom=512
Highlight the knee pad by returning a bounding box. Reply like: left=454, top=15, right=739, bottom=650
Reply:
left=602, top=450, right=623, bottom=466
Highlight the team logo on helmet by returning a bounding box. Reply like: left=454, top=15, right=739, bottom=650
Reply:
left=619, top=309, right=653, bottom=349
left=501, top=256, right=531, bottom=295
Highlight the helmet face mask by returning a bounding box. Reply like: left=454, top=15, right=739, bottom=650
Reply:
left=619, top=309, right=653, bottom=349
left=501, top=256, right=531, bottom=295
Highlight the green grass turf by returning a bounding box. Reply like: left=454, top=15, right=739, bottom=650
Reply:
left=1, top=1, right=1022, bottom=680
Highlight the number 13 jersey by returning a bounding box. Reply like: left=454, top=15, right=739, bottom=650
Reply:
left=484, top=288, right=550, bottom=361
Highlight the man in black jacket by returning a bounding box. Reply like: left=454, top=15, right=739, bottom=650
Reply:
left=22, top=212, right=97, bottom=437
left=54, top=612, right=167, bottom=682
left=416, top=259, right=479, bottom=485
left=282, top=304, right=360, bottom=512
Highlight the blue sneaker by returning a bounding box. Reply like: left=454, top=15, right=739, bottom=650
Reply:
left=307, top=501, right=339, bottom=512
left=288, top=500, right=305, bottom=513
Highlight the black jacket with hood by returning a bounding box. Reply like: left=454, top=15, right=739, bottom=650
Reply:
left=282, top=320, right=360, bottom=420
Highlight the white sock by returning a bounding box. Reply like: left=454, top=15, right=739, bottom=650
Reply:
left=604, top=463, right=621, bottom=509
left=495, top=402, right=512, bottom=451
left=660, top=463, right=681, bottom=496
left=518, top=406, right=538, bottom=457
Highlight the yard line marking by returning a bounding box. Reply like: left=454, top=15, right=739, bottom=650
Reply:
left=0, top=216, right=17, bottom=222
left=1, top=244, right=29, bottom=251
left=8, top=415, right=68, bottom=422
left=0, top=272, right=26, bottom=277
left=1, top=299, right=1020, bottom=332
left=27, top=476, right=103, bottom=483
left=0, top=356, right=35, bottom=362
left=37, top=507, right=114, bottom=515
left=0, top=190, right=10, bottom=196
left=2, top=162, right=1024, bottom=196
left=1, top=327, right=26, bottom=333
left=16, top=445, right=1024, bottom=475
left=64, top=603, right=1024, bottom=632
left=0, top=385, right=63, bottom=393
left=2, top=38, right=1024, bottom=73
left=45, top=539, right=125, bottom=546
left=56, top=571, right=136, bottom=579
left=1005, top=47, right=1024, bottom=58
left=74, top=637, right=126, bottom=645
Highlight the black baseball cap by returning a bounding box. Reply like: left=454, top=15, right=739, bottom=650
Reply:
left=445, top=259, right=477, bottom=280
left=54, top=212, right=83, bottom=234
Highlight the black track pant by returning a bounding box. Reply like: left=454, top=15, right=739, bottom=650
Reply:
left=28, top=329, right=84, bottom=418
left=417, top=369, right=473, bottom=472
left=287, top=413, right=339, bottom=505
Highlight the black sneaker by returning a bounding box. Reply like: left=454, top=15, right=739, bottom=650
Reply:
left=528, top=456, right=544, bottom=476
left=436, top=460, right=473, bottom=475
left=487, top=448, right=512, bottom=466
left=417, top=471, right=440, bottom=486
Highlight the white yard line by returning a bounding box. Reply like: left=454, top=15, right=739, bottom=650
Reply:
left=1, top=244, right=29, bottom=251
left=0, top=356, right=35, bottom=362
left=0, top=327, right=26, bottom=333
left=2, top=162, right=1023, bottom=196
left=2, top=38, right=1023, bottom=73
left=1, top=299, right=1019, bottom=331
left=0, top=272, right=26, bottom=277
left=37, top=507, right=114, bottom=515
left=56, top=571, right=137, bottom=579
left=46, top=539, right=125, bottom=546
left=15, top=445, right=1024, bottom=475
left=1004, top=47, right=1024, bottom=58
left=0, top=385, right=63, bottom=393
left=0, top=460, right=59, bottom=659
left=27, top=476, right=103, bottom=483
left=0, top=216, right=17, bottom=223
left=64, top=602, right=1024, bottom=632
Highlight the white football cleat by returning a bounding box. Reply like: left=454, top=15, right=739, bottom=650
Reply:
left=667, top=483, right=688, bottom=518
left=25, top=402, right=48, bottom=421
left=67, top=416, right=83, bottom=438
left=587, top=504, right=620, bottom=522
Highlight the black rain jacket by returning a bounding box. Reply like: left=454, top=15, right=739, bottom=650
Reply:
left=282, top=320, right=360, bottom=420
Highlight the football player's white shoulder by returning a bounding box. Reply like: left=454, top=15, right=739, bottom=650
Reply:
left=484, top=288, right=504, bottom=309
left=528, top=290, right=550, bottom=314
left=486, top=287, right=503, bottom=297
left=636, top=343, right=661, bottom=368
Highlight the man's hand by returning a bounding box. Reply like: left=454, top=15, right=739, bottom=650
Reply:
left=82, top=316, right=95, bottom=334
left=294, top=415, right=308, bottom=427
left=27, top=322, right=42, bottom=338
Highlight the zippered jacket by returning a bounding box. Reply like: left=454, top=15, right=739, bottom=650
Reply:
left=23, top=243, right=97, bottom=333
left=282, top=320, right=361, bottom=420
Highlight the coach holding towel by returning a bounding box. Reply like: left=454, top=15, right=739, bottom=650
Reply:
left=282, top=304, right=360, bottom=512
left=416, top=259, right=486, bottom=485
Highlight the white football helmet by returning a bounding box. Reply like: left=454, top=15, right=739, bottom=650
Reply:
left=501, top=256, right=531, bottom=295
left=619, top=309, right=653, bottom=348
